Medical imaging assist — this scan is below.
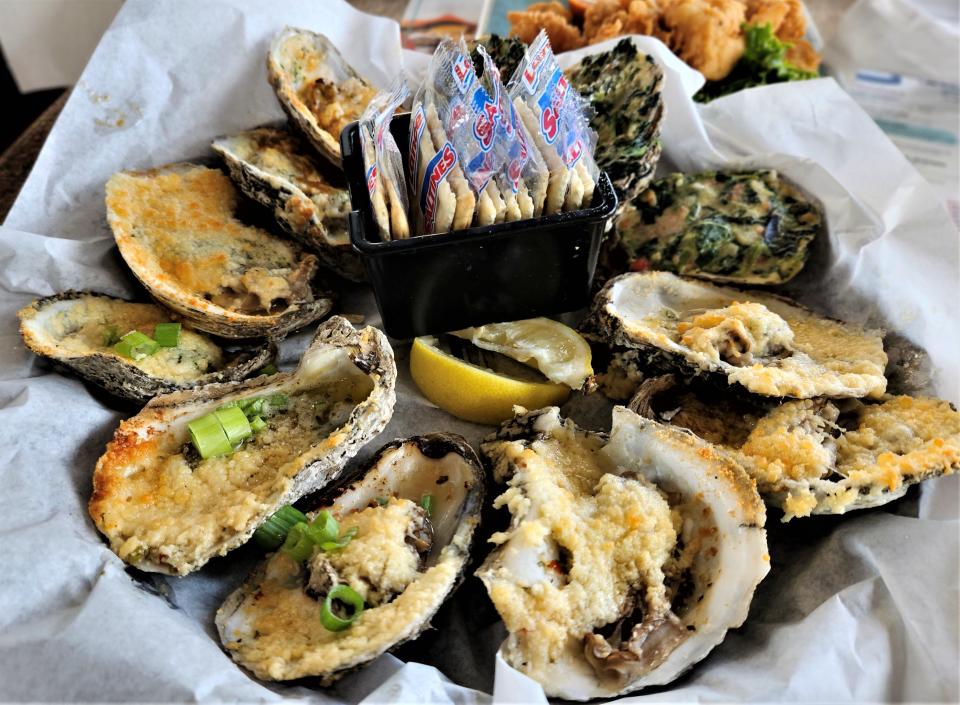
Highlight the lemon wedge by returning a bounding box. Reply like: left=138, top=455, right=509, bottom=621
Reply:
left=410, top=335, right=571, bottom=425
left=451, top=318, right=593, bottom=389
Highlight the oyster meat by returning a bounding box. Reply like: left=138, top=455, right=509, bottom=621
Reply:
left=631, top=375, right=960, bottom=520
left=89, top=317, right=396, bottom=575
left=212, top=126, right=364, bottom=282
left=613, top=170, right=822, bottom=285
left=268, top=27, right=377, bottom=165
left=583, top=271, right=888, bottom=400
left=567, top=38, right=664, bottom=202
left=105, top=163, right=334, bottom=339
left=217, top=434, right=484, bottom=682
left=478, top=406, right=768, bottom=699
left=18, top=291, right=274, bottom=402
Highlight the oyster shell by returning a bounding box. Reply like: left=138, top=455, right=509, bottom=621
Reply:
left=267, top=27, right=377, bottom=165
left=216, top=433, right=484, bottom=682
left=583, top=271, right=888, bottom=400
left=89, top=316, right=396, bottom=575
left=211, top=126, right=364, bottom=282
left=630, top=375, right=960, bottom=520
left=478, top=406, right=768, bottom=699
left=17, top=291, right=274, bottom=403
left=567, top=39, right=664, bottom=202
left=612, top=170, right=822, bottom=285
left=105, top=163, right=334, bottom=339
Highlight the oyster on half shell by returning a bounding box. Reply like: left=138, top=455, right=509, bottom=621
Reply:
left=583, top=271, right=888, bottom=400
left=105, top=163, right=334, bottom=339
left=217, top=434, right=484, bottom=682
left=268, top=27, right=377, bottom=165
left=211, top=127, right=364, bottom=282
left=630, top=375, right=960, bottom=520
left=89, top=317, right=396, bottom=575
left=18, top=291, right=274, bottom=403
left=478, top=406, right=768, bottom=700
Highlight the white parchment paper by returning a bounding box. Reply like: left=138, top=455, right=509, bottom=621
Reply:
left=1, top=2, right=957, bottom=703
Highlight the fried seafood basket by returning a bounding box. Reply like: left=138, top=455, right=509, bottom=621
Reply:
left=340, top=113, right=618, bottom=339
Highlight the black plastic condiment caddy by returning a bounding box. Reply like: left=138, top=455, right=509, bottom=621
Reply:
left=340, top=113, right=618, bottom=339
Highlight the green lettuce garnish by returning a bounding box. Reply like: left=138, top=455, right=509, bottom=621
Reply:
left=695, top=23, right=818, bottom=103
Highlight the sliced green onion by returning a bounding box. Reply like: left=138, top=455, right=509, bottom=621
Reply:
left=250, top=416, right=267, bottom=433
left=281, top=522, right=316, bottom=562
left=253, top=505, right=308, bottom=550
left=309, top=510, right=340, bottom=544
left=320, top=526, right=358, bottom=552
left=188, top=413, right=233, bottom=459
left=265, top=393, right=289, bottom=413
left=214, top=406, right=252, bottom=446
left=420, top=494, right=434, bottom=517
left=102, top=325, right=121, bottom=346
left=153, top=322, right=181, bottom=347
left=245, top=398, right=266, bottom=417
left=259, top=363, right=279, bottom=376
left=375, top=496, right=389, bottom=507
left=114, top=330, right=160, bottom=361
left=320, top=584, right=364, bottom=631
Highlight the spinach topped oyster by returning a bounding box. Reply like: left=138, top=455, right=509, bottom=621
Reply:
left=18, top=291, right=274, bottom=403
left=630, top=375, right=960, bottom=520
left=583, top=271, right=888, bottom=401
left=613, top=170, right=822, bottom=285
left=268, top=27, right=377, bottom=165
left=212, top=126, right=363, bottom=282
left=567, top=38, right=664, bottom=202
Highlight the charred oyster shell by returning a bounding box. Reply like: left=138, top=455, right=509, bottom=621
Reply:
left=630, top=375, right=960, bottom=520
left=567, top=38, right=664, bottom=202
left=89, top=316, right=396, bottom=575
left=17, top=291, right=274, bottom=403
left=478, top=406, right=768, bottom=699
left=611, top=170, right=822, bottom=285
left=583, top=271, right=888, bottom=400
left=105, top=163, right=334, bottom=339
left=216, top=434, right=484, bottom=682
left=267, top=27, right=377, bottom=165
left=211, top=126, right=364, bottom=282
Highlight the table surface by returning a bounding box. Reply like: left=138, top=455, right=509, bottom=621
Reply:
left=0, top=0, right=850, bottom=222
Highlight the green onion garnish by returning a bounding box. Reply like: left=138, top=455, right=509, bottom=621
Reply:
left=320, top=526, right=358, bottom=552
left=113, top=330, right=160, bottom=361
left=102, top=325, right=121, bottom=346
left=320, top=584, right=364, bottom=632
left=214, top=405, right=252, bottom=446
left=187, top=413, right=233, bottom=459
left=153, top=322, right=181, bottom=347
left=310, top=510, right=340, bottom=544
left=375, top=496, right=388, bottom=506
left=250, top=416, right=267, bottom=433
left=420, top=494, right=434, bottom=517
left=253, top=505, right=307, bottom=550
left=281, top=522, right=316, bottom=562
left=259, top=363, right=279, bottom=376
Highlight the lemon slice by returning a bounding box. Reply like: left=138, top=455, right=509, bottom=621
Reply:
left=410, top=335, right=570, bottom=425
left=451, top=318, right=593, bottom=389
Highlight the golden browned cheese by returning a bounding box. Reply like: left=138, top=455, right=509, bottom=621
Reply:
left=106, top=166, right=316, bottom=317
left=299, top=76, right=377, bottom=142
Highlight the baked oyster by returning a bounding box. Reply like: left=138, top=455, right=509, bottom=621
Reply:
left=18, top=291, right=274, bottom=402
left=479, top=406, right=768, bottom=699
left=268, top=27, right=377, bottom=165
left=583, top=271, right=888, bottom=400
left=212, top=126, right=363, bottom=282
left=217, top=434, right=484, bottom=682
left=567, top=38, right=664, bottom=202
left=470, top=34, right=527, bottom=85
left=612, top=170, right=822, bottom=284
left=105, top=163, right=333, bottom=339
left=89, top=317, right=396, bottom=576
left=631, top=375, right=960, bottom=520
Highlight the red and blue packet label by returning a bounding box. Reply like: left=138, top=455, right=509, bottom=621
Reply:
left=419, top=141, right=458, bottom=233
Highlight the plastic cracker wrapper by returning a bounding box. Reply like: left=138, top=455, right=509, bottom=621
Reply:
left=359, top=76, right=411, bottom=241
left=475, top=43, right=548, bottom=221
left=507, top=29, right=600, bottom=215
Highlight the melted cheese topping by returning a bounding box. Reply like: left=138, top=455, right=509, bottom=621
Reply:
left=678, top=302, right=794, bottom=366
left=482, top=430, right=676, bottom=675
left=299, top=76, right=377, bottom=140
left=310, top=499, right=422, bottom=605
left=22, top=297, right=223, bottom=382
left=106, top=166, right=316, bottom=316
